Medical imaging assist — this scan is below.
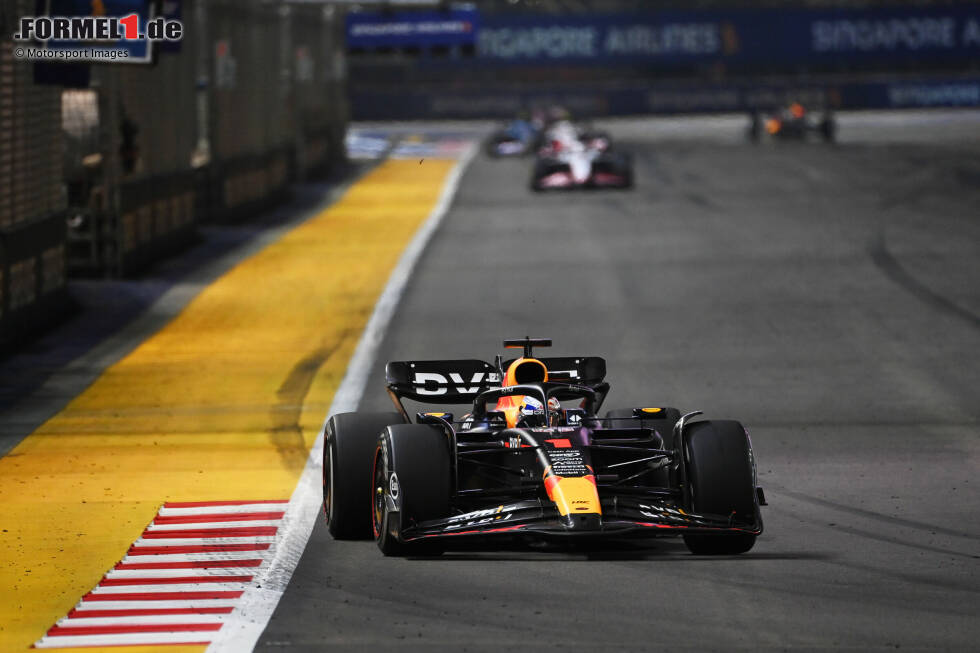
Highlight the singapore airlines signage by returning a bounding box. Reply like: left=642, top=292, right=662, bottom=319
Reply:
left=478, top=23, right=723, bottom=60
left=472, top=8, right=980, bottom=64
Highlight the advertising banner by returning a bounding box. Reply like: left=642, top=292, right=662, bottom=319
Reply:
left=474, top=7, right=980, bottom=67
left=350, top=76, right=980, bottom=120
left=347, top=7, right=479, bottom=49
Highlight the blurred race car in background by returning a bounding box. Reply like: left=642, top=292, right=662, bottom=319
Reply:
left=530, top=120, right=633, bottom=190
left=322, top=337, right=765, bottom=556
left=748, top=103, right=836, bottom=143
left=486, top=118, right=540, bottom=157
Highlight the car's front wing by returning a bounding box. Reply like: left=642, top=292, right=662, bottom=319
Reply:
left=402, top=496, right=762, bottom=542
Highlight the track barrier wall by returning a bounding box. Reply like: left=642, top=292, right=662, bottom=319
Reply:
left=351, top=75, right=980, bottom=120
left=0, top=0, right=70, bottom=348
left=1, top=0, right=348, bottom=348
left=59, top=0, right=349, bottom=274
left=0, top=213, right=70, bottom=348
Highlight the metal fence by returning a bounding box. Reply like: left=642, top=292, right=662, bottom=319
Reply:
left=60, top=0, right=348, bottom=276
left=0, top=0, right=70, bottom=348
left=1, top=0, right=349, bottom=347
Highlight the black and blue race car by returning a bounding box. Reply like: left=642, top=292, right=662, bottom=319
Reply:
left=322, top=338, right=765, bottom=556
left=485, top=119, right=540, bottom=157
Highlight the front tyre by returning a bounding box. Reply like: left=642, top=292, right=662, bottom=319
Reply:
left=323, top=412, right=404, bottom=539
left=682, top=420, right=759, bottom=555
left=374, top=424, right=452, bottom=556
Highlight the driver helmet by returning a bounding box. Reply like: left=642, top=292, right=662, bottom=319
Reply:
left=518, top=396, right=563, bottom=427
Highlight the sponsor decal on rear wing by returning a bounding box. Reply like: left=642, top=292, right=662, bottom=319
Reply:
left=386, top=360, right=501, bottom=403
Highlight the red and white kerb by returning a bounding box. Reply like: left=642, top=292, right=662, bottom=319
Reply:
left=34, top=500, right=288, bottom=649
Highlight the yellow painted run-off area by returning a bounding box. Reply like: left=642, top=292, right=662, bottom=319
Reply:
left=0, top=159, right=456, bottom=652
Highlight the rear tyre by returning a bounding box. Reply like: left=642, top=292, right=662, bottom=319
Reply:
left=613, top=153, right=635, bottom=189
left=374, top=424, right=452, bottom=556
left=323, top=412, right=405, bottom=539
left=682, top=420, right=758, bottom=555
left=820, top=115, right=837, bottom=143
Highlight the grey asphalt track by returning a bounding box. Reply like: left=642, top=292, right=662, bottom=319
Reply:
left=258, top=115, right=980, bottom=651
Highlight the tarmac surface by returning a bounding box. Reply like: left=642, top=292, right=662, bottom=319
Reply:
left=1, top=111, right=977, bottom=651
left=258, top=113, right=980, bottom=651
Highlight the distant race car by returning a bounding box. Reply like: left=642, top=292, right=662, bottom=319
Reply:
left=748, top=103, right=836, bottom=143
left=322, top=338, right=766, bottom=556
left=486, top=119, right=540, bottom=157
left=530, top=121, right=633, bottom=190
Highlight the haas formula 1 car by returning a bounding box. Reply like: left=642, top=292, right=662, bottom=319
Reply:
left=322, top=338, right=765, bottom=556
left=530, top=121, right=633, bottom=191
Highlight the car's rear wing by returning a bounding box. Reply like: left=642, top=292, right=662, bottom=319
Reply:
left=385, top=356, right=607, bottom=406
left=386, top=360, right=501, bottom=404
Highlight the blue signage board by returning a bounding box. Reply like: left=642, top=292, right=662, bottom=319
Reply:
left=474, top=7, right=980, bottom=66
left=347, top=8, right=479, bottom=49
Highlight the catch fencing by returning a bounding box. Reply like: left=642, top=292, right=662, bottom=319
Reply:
left=0, top=0, right=70, bottom=348
left=0, top=0, right=348, bottom=348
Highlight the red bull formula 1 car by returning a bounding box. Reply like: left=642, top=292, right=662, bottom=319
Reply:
left=322, top=338, right=765, bottom=556
left=748, top=102, right=836, bottom=143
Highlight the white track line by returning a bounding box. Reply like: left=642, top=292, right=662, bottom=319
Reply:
left=117, top=556, right=265, bottom=565
left=36, top=632, right=216, bottom=648
left=158, top=504, right=288, bottom=517
left=132, top=537, right=277, bottom=546
left=91, top=583, right=250, bottom=594
left=205, top=143, right=478, bottom=653
left=119, top=553, right=268, bottom=564
left=146, top=520, right=283, bottom=531
left=73, top=599, right=238, bottom=610
left=107, top=568, right=263, bottom=579
left=57, top=614, right=231, bottom=627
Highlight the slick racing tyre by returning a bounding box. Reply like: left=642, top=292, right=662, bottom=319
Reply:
left=681, top=420, right=758, bottom=555
left=820, top=115, right=837, bottom=143
left=373, top=424, right=451, bottom=556
left=323, top=412, right=405, bottom=539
